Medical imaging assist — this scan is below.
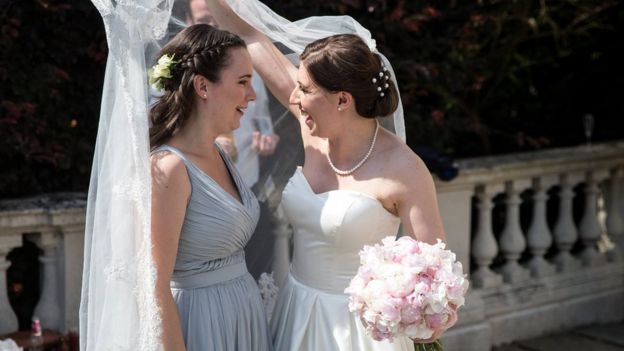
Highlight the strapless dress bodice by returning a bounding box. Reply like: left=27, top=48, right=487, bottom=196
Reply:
left=281, top=167, right=401, bottom=293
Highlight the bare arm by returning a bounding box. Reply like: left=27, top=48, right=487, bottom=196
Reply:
left=394, top=152, right=457, bottom=343
left=151, top=152, right=190, bottom=351
left=396, top=155, right=446, bottom=244
left=203, top=0, right=298, bottom=113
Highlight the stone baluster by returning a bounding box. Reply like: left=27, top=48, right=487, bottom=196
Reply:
left=553, top=174, right=581, bottom=272
left=0, top=234, right=22, bottom=334
left=58, top=222, right=85, bottom=332
left=497, top=180, right=530, bottom=283
left=471, top=185, right=503, bottom=288
left=526, top=177, right=556, bottom=277
left=605, top=168, right=624, bottom=256
left=33, top=230, right=63, bottom=331
left=579, top=171, right=606, bottom=266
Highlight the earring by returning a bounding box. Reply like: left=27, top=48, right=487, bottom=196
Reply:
left=337, top=106, right=342, bottom=111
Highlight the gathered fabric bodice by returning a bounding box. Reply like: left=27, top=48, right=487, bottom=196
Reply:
left=282, top=167, right=401, bottom=293
left=152, top=144, right=260, bottom=277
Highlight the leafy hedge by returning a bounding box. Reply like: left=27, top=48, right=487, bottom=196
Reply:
left=1, top=1, right=107, bottom=197
left=1, top=0, right=623, bottom=197
left=267, top=0, right=624, bottom=156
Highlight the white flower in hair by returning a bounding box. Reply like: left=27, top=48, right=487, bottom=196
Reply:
left=148, top=54, right=177, bottom=91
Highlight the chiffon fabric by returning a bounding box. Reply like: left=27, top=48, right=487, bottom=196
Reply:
left=153, top=144, right=272, bottom=351
left=271, top=167, right=415, bottom=351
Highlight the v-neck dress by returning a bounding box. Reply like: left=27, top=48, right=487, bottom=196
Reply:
left=152, top=144, right=271, bottom=351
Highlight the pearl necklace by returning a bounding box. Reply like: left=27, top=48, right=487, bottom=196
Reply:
left=326, top=120, right=379, bottom=176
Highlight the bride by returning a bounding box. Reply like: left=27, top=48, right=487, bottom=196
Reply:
left=205, top=1, right=458, bottom=350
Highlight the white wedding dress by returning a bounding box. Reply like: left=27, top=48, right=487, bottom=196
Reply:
left=271, top=167, right=415, bottom=351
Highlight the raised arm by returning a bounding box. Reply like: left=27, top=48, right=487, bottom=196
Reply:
left=151, top=152, right=190, bottom=351
left=204, top=0, right=298, bottom=113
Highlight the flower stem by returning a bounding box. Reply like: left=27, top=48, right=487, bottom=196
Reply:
left=415, top=340, right=443, bottom=351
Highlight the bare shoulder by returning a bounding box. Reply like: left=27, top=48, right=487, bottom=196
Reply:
left=150, top=150, right=190, bottom=193
left=377, top=131, right=433, bottom=189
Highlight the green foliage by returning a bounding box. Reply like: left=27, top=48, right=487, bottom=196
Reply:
left=268, top=0, right=624, bottom=156
left=0, top=0, right=106, bottom=197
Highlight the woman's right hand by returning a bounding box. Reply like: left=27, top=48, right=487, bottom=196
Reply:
left=410, top=307, right=458, bottom=344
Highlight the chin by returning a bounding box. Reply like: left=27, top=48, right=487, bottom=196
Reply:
left=309, top=125, right=326, bottom=138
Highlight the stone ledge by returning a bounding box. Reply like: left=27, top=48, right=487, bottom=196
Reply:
left=0, top=193, right=86, bottom=233
left=479, top=261, right=624, bottom=317
left=0, top=192, right=86, bottom=212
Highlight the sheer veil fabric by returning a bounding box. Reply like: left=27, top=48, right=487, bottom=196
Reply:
left=223, top=0, right=406, bottom=141
left=222, top=0, right=407, bottom=289
left=82, top=0, right=405, bottom=349
left=81, top=1, right=176, bottom=350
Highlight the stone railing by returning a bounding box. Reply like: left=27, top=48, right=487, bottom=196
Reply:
left=0, top=193, right=86, bottom=334
left=437, top=141, right=624, bottom=350
left=2, top=142, right=624, bottom=350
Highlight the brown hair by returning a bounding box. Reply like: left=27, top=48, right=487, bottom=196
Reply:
left=149, top=24, right=246, bottom=148
left=300, top=34, right=399, bottom=119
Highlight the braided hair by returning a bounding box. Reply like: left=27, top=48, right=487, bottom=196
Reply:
left=149, top=24, right=246, bottom=149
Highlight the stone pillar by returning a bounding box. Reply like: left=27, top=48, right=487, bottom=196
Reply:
left=58, top=223, right=85, bottom=332
left=0, top=234, right=22, bottom=334
left=579, top=171, right=606, bottom=266
left=526, top=177, right=556, bottom=277
left=471, top=185, right=503, bottom=288
left=553, top=174, right=581, bottom=272
left=605, top=168, right=624, bottom=256
left=33, top=230, right=63, bottom=331
left=436, top=187, right=474, bottom=279
left=497, top=180, right=530, bottom=283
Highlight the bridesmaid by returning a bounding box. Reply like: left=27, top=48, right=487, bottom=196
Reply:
left=149, top=24, right=272, bottom=351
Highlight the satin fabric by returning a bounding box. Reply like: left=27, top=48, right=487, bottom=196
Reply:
left=271, top=167, right=415, bottom=350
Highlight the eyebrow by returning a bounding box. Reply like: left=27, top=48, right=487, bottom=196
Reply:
left=238, top=74, right=252, bottom=79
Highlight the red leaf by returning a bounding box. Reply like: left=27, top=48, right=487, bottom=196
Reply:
left=431, top=110, right=445, bottom=128
left=424, top=7, right=441, bottom=19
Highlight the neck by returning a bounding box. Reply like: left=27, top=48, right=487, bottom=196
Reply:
left=168, top=109, right=220, bottom=155
left=326, top=117, right=378, bottom=165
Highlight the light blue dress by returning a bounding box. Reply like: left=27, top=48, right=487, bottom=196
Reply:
left=153, top=144, right=272, bottom=351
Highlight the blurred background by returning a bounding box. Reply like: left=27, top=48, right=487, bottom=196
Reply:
left=2, top=0, right=623, bottom=197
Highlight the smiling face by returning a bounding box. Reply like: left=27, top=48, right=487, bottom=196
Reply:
left=289, top=63, right=340, bottom=137
left=202, top=47, right=256, bottom=133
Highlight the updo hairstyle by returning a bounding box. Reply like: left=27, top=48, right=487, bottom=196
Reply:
left=300, top=34, right=399, bottom=119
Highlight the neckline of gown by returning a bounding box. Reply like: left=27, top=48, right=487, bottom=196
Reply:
left=162, top=143, right=250, bottom=210
left=294, top=167, right=398, bottom=219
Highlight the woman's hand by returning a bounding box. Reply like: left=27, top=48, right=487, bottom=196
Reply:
left=411, top=306, right=458, bottom=344
left=216, top=134, right=238, bottom=161
left=251, top=131, right=279, bottom=156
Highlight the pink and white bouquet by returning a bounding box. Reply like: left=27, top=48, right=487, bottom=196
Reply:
left=344, top=236, right=468, bottom=349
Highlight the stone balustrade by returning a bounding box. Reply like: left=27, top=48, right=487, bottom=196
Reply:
left=0, top=193, right=86, bottom=334
left=1, top=142, right=624, bottom=351
left=437, top=141, right=624, bottom=350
